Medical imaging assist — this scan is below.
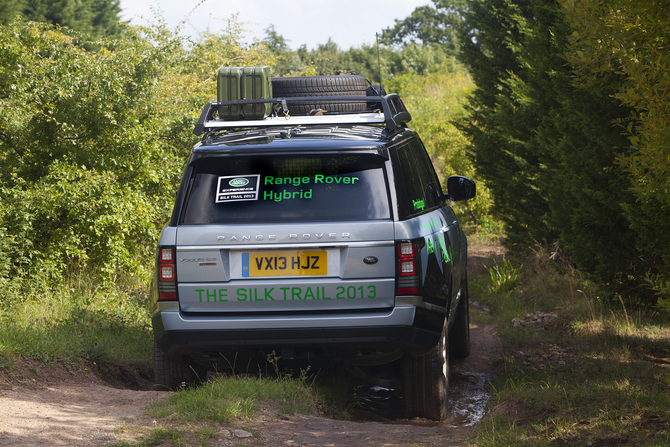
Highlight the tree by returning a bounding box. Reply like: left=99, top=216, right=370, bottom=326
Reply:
left=263, top=24, right=290, bottom=54
left=458, top=0, right=643, bottom=288
left=0, top=0, right=23, bottom=25
left=561, top=0, right=670, bottom=297
left=382, top=0, right=467, bottom=56
left=0, top=0, right=123, bottom=39
left=458, top=0, right=556, bottom=246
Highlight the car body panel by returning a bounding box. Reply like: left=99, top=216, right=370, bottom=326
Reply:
left=151, top=124, right=471, bottom=365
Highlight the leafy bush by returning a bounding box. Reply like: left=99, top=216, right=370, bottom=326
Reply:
left=0, top=21, right=184, bottom=294
left=562, top=0, right=670, bottom=304
left=0, top=19, right=273, bottom=301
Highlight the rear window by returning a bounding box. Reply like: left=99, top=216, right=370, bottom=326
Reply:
left=181, top=154, right=391, bottom=224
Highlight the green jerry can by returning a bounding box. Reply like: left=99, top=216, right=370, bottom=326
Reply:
left=216, top=67, right=242, bottom=120
left=240, top=66, right=273, bottom=119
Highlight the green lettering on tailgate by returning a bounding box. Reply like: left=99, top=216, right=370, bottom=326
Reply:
left=237, top=289, right=247, bottom=301
left=304, top=287, right=317, bottom=300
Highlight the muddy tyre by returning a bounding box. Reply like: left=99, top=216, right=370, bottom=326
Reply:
left=402, top=321, right=449, bottom=421
left=449, top=275, right=471, bottom=359
left=271, top=75, right=368, bottom=115
left=153, top=341, right=203, bottom=390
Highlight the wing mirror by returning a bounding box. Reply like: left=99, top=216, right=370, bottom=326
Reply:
left=443, top=176, right=476, bottom=202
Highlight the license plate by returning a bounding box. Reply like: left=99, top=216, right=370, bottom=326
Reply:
left=242, top=251, right=327, bottom=277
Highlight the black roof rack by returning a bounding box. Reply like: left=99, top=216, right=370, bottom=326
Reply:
left=193, top=94, right=412, bottom=136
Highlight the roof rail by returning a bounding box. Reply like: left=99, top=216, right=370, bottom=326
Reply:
left=193, top=94, right=412, bottom=136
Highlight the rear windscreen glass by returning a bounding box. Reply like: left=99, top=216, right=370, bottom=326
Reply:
left=181, top=155, right=391, bottom=224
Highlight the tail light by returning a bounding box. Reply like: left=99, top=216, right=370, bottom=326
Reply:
left=158, top=246, right=177, bottom=300
left=397, top=240, right=420, bottom=295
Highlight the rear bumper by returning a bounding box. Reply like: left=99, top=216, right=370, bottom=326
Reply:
left=152, top=304, right=440, bottom=360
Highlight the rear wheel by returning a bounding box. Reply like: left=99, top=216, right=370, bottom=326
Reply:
left=271, top=75, right=368, bottom=115
left=402, top=320, right=449, bottom=421
left=153, top=341, right=204, bottom=390
left=449, top=275, right=471, bottom=359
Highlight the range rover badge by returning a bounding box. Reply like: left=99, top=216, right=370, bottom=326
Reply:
left=363, top=256, right=378, bottom=265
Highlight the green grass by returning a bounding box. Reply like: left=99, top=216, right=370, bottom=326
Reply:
left=485, top=259, right=522, bottom=293
left=111, top=372, right=319, bottom=446
left=0, top=275, right=153, bottom=382
left=147, top=374, right=316, bottom=423
left=469, top=240, right=670, bottom=446
left=110, top=426, right=186, bottom=447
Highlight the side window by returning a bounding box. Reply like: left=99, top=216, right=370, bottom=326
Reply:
left=392, top=138, right=444, bottom=220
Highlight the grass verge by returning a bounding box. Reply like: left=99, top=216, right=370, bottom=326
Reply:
left=148, top=374, right=316, bottom=422
left=111, top=371, right=320, bottom=446
left=469, top=241, right=670, bottom=446
left=0, top=275, right=153, bottom=386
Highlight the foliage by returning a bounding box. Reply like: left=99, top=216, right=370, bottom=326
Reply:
left=381, top=0, right=467, bottom=57
left=457, top=0, right=653, bottom=295
left=0, top=0, right=124, bottom=39
left=341, top=42, right=460, bottom=84
left=386, top=71, right=498, bottom=231
left=0, top=21, right=180, bottom=290
left=646, top=274, right=670, bottom=315
left=458, top=0, right=555, bottom=247
left=486, top=259, right=522, bottom=293
left=561, top=0, right=670, bottom=300
left=0, top=19, right=273, bottom=299
left=264, top=26, right=459, bottom=81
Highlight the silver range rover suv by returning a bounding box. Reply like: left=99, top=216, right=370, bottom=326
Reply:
left=150, top=77, right=476, bottom=421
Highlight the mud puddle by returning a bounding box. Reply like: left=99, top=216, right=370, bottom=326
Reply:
left=352, top=370, right=491, bottom=425
left=446, top=371, right=492, bottom=426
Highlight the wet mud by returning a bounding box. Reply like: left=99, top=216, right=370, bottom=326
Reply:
left=352, top=318, right=499, bottom=426
left=352, top=367, right=492, bottom=426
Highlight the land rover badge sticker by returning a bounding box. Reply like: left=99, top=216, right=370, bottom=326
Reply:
left=216, top=175, right=261, bottom=203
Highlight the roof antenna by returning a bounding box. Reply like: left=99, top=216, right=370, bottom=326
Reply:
left=376, top=32, right=383, bottom=96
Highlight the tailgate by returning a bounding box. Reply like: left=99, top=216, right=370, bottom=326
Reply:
left=175, top=222, right=395, bottom=313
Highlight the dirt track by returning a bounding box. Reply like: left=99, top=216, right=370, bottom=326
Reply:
left=0, top=382, right=163, bottom=446
left=0, top=323, right=500, bottom=447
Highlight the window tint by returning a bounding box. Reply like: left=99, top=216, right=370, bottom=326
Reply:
left=181, top=155, right=391, bottom=224
left=391, top=139, right=443, bottom=220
